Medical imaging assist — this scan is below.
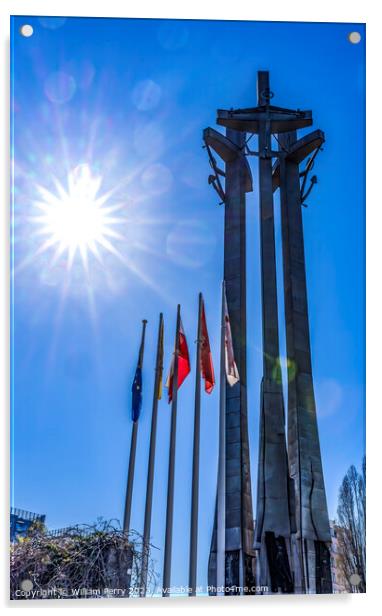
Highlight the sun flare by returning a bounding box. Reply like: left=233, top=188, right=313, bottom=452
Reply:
left=32, top=163, right=125, bottom=271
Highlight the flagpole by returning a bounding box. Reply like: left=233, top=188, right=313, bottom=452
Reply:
left=217, top=282, right=226, bottom=595
left=140, top=313, right=164, bottom=597
left=123, top=319, right=148, bottom=533
left=189, top=292, right=203, bottom=596
left=162, top=304, right=181, bottom=597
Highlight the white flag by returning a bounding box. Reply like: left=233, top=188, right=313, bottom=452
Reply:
left=223, top=289, right=240, bottom=386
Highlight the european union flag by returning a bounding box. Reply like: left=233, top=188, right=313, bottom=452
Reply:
left=132, top=365, right=142, bottom=422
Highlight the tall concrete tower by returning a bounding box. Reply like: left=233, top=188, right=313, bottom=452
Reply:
left=203, top=127, right=256, bottom=593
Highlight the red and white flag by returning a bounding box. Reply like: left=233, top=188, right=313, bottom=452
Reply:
left=200, top=299, right=215, bottom=394
left=224, top=290, right=240, bottom=386
left=166, top=317, right=191, bottom=403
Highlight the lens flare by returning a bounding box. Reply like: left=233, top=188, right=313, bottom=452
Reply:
left=31, top=163, right=125, bottom=271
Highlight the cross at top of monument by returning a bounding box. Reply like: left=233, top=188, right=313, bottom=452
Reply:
left=257, top=70, right=273, bottom=106
left=217, top=70, right=313, bottom=135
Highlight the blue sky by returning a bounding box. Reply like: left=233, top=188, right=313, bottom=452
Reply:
left=11, top=16, right=365, bottom=593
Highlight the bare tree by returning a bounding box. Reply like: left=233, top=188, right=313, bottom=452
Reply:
left=10, top=519, right=159, bottom=600
left=336, top=456, right=366, bottom=592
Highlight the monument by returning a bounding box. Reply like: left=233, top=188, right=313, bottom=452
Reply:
left=205, top=71, right=332, bottom=594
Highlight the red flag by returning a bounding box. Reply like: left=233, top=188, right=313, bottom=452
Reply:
left=200, top=300, right=215, bottom=393
left=224, top=290, right=240, bottom=386
left=166, top=317, right=191, bottom=403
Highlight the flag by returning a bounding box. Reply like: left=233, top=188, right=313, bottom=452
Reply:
left=166, top=317, right=191, bottom=403
left=132, top=364, right=142, bottom=422
left=157, top=317, right=164, bottom=400
left=224, top=290, right=240, bottom=386
left=131, top=319, right=147, bottom=422
left=200, top=299, right=215, bottom=393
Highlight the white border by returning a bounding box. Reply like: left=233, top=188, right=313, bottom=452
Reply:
left=1, top=1, right=379, bottom=613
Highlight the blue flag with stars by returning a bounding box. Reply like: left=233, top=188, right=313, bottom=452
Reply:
left=132, top=365, right=142, bottom=422
left=131, top=320, right=147, bottom=422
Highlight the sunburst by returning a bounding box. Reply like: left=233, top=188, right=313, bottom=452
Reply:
left=31, top=163, right=126, bottom=271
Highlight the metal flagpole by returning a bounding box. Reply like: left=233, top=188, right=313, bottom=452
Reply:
left=162, top=304, right=181, bottom=597
left=189, top=293, right=203, bottom=596
left=140, top=313, right=164, bottom=597
left=123, top=319, right=148, bottom=533
left=216, top=281, right=226, bottom=595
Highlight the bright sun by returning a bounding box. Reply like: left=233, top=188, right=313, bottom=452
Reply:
left=32, top=163, right=125, bottom=271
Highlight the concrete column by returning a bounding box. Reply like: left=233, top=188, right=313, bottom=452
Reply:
left=254, top=72, right=294, bottom=594
left=208, top=129, right=256, bottom=594
left=278, top=131, right=332, bottom=594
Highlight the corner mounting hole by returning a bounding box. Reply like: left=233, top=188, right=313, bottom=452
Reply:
left=20, top=24, right=34, bottom=38
left=348, top=31, right=361, bottom=44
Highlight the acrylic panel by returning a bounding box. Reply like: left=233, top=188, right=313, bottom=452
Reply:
left=10, top=16, right=366, bottom=599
